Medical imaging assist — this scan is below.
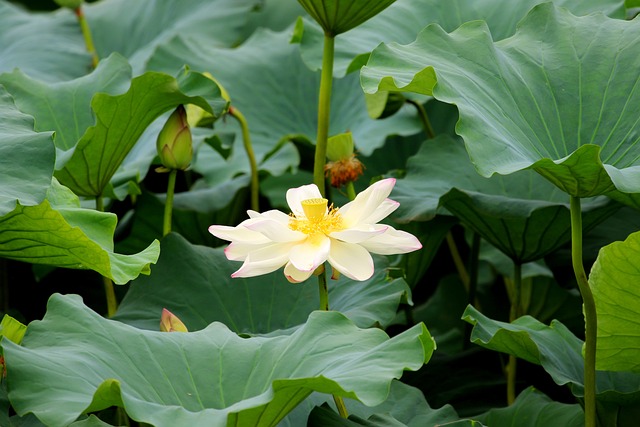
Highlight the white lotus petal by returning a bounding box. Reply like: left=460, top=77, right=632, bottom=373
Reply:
left=246, top=218, right=306, bottom=242
left=208, top=224, right=270, bottom=244
left=289, top=235, right=330, bottom=272
left=329, top=224, right=387, bottom=243
left=286, top=184, right=322, bottom=216
left=259, top=209, right=293, bottom=224
left=224, top=241, right=269, bottom=261
left=231, top=242, right=294, bottom=278
left=340, top=178, right=396, bottom=227
left=284, top=262, right=315, bottom=283
left=327, top=240, right=374, bottom=281
left=360, top=199, right=399, bottom=224
left=359, top=227, right=422, bottom=255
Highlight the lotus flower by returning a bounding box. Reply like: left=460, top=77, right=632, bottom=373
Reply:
left=208, top=178, right=421, bottom=283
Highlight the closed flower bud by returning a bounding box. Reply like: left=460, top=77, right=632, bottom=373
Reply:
left=160, top=308, right=188, bottom=332
left=156, top=105, right=193, bottom=172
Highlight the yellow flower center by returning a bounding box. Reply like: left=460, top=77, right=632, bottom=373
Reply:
left=289, top=198, right=343, bottom=235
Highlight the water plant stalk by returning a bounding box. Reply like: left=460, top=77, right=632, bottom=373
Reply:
left=345, top=181, right=356, bottom=201
left=463, top=233, right=480, bottom=350
left=229, top=106, right=259, bottom=211
left=163, top=169, right=178, bottom=237
left=506, top=262, right=522, bottom=405
left=95, top=195, right=117, bottom=317
left=570, top=196, right=597, bottom=427
left=313, top=33, right=335, bottom=196
left=74, top=6, right=99, bottom=69
left=407, top=99, right=435, bottom=139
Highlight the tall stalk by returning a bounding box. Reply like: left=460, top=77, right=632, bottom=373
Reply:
left=162, top=169, right=178, bottom=237
left=229, top=106, right=259, bottom=211
left=74, top=6, right=99, bottom=69
left=313, top=33, right=335, bottom=196
left=570, top=196, right=597, bottom=427
left=96, top=195, right=117, bottom=317
left=506, top=262, right=522, bottom=405
left=312, top=30, right=348, bottom=419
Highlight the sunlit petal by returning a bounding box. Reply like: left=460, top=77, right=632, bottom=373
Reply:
left=289, top=235, right=330, bottom=272
left=360, top=199, right=399, bottom=224
left=327, top=239, right=374, bottom=281
left=231, top=243, right=294, bottom=278
left=286, top=184, right=323, bottom=216
left=340, top=178, right=396, bottom=227
left=329, top=224, right=387, bottom=243
left=208, top=224, right=270, bottom=244
left=359, top=227, right=422, bottom=255
left=224, top=241, right=272, bottom=261
left=246, top=218, right=306, bottom=242
left=284, top=262, right=315, bottom=283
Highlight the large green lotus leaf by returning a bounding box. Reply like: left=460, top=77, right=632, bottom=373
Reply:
left=114, top=233, right=410, bottom=334
left=83, top=0, right=259, bottom=75
left=361, top=4, right=640, bottom=198
left=0, top=1, right=90, bottom=82
left=0, top=180, right=159, bottom=285
left=462, top=305, right=640, bottom=403
left=590, top=230, right=640, bottom=373
left=296, top=0, right=625, bottom=77
left=54, top=66, right=227, bottom=197
left=147, top=28, right=422, bottom=158
left=475, top=387, right=583, bottom=427
left=0, top=54, right=131, bottom=156
left=4, top=293, right=434, bottom=427
left=0, top=86, right=55, bottom=216
left=393, top=136, right=619, bottom=262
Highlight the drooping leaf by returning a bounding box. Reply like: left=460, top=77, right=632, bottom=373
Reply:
left=0, top=86, right=55, bottom=216
left=0, top=180, right=159, bottom=285
left=4, top=293, right=434, bottom=427
left=54, top=66, right=227, bottom=197
left=393, top=136, right=619, bottom=262
left=0, top=2, right=89, bottom=82
left=296, top=0, right=625, bottom=77
left=462, top=305, right=640, bottom=407
left=362, top=3, right=640, bottom=198
left=85, top=0, right=261, bottom=75
left=474, top=387, right=583, bottom=427
left=297, top=0, right=397, bottom=36
left=0, top=54, right=131, bottom=157
left=590, top=230, right=640, bottom=373
left=148, top=27, right=422, bottom=160
left=114, top=233, right=411, bottom=333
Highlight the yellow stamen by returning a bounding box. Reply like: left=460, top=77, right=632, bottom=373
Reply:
left=289, top=198, right=343, bottom=235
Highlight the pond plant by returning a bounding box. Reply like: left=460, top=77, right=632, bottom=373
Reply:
left=1, top=0, right=640, bottom=426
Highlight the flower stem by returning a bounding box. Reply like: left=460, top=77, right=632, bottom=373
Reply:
left=74, top=6, right=99, bottom=69
left=407, top=99, right=435, bottom=139
left=345, top=181, right=357, bottom=201
left=229, top=106, right=259, bottom=211
left=570, top=196, right=597, bottom=427
left=313, top=33, right=335, bottom=197
left=96, top=195, right=117, bottom=317
left=317, top=269, right=329, bottom=311
left=463, top=232, right=480, bottom=350
left=446, top=232, right=470, bottom=290
left=163, top=169, right=177, bottom=237
left=506, top=262, right=522, bottom=405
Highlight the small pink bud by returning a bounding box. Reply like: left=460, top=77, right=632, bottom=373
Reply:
left=160, top=308, right=188, bottom=333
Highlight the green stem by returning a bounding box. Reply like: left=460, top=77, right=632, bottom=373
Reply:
left=96, top=195, right=117, bottom=317
left=163, top=169, right=177, bottom=237
left=506, top=262, right=522, bottom=405
left=229, top=106, right=259, bottom=211
left=463, top=233, right=480, bottom=350
left=570, top=196, right=597, bottom=427
left=74, top=6, right=99, bottom=68
left=446, top=232, right=470, bottom=290
left=313, top=33, right=336, bottom=197
left=345, top=181, right=357, bottom=201
left=317, top=268, right=329, bottom=311
left=407, top=99, right=435, bottom=139
left=333, top=395, right=349, bottom=418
